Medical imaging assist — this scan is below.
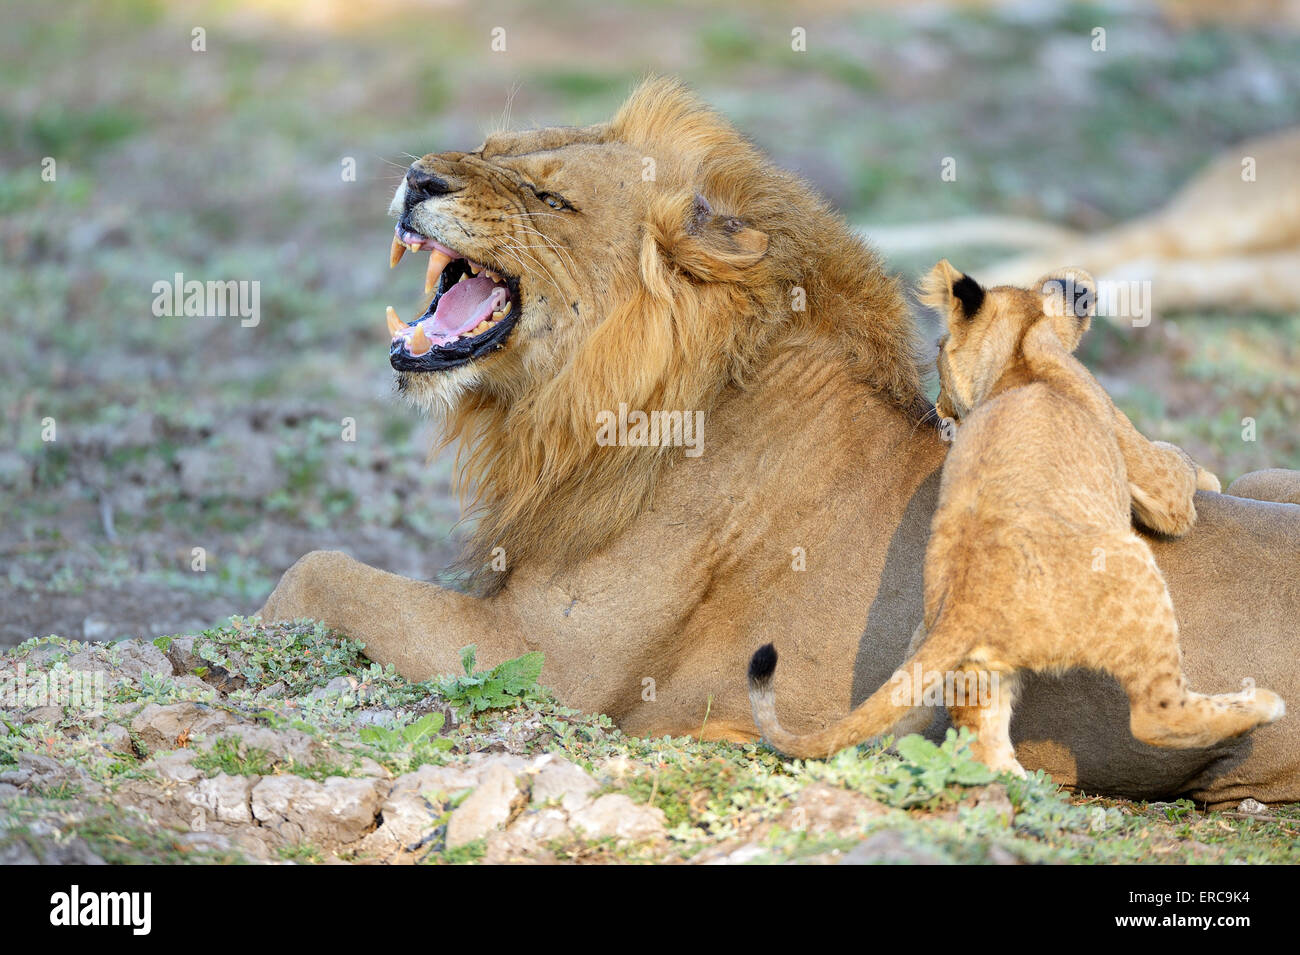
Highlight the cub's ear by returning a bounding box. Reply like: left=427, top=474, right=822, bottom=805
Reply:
left=1036, top=268, right=1095, bottom=351
left=662, top=193, right=769, bottom=281
left=920, top=259, right=984, bottom=321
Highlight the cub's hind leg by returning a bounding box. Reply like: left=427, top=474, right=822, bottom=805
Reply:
left=1081, top=539, right=1285, bottom=748
left=947, top=666, right=1024, bottom=776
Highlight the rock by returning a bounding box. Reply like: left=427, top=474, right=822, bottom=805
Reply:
left=309, top=676, right=357, bottom=701
left=145, top=749, right=204, bottom=784
left=360, top=765, right=467, bottom=859
left=161, top=636, right=244, bottom=690
left=171, top=675, right=213, bottom=694
left=257, top=681, right=287, bottom=700
left=0, top=836, right=106, bottom=865
left=15, top=753, right=64, bottom=777
left=840, top=829, right=952, bottom=865
left=364, top=791, right=443, bottom=858
left=188, top=773, right=257, bottom=825
left=162, top=636, right=204, bottom=675
left=570, top=794, right=666, bottom=844
left=16, top=643, right=65, bottom=669
left=114, top=639, right=176, bottom=679
left=484, top=828, right=556, bottom=865
left=250, top=775, right=384, bottom=845
left=446, top=764, right=521, bottom=849
left=355, top=758, right=390, bottom=779
left=509, top=807, right=572, bottom=844
left=112, top=779, right=202, bottom=833
left=0, top=783, right=21, bottom=801
left=204, top=724, right=317, bottom=767
left=391, top=763, right=480, bottom=797
left=19, top=705, right=62, bottom=725
left=700, top=842, right=767, bottom=865
left=176, top=831, right=234, bottom=854
left=778, top=783, right=889, bottom=836
left=101, top=722, right=133, bottom=754
left=16, top=751, right=102, bottom=796
left=461, top=752, right=529, bottom=775
left=130, top=702, right=231, bottom=752
left=69, top=640, right=173, bottom=682
left=972, top=783, right=1015, bottom=825
left=986, top=844, right=1023, bottom=865
left=354, top=709, right=397, bottom=727
left=1238, top=798, right=1268, bottom=815
left=528, top=755, right=598, bottom=813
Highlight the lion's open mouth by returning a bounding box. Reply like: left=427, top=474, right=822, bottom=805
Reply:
left=386, top=226, right=520, bottom=372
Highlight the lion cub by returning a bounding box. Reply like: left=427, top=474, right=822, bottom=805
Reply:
left=748, top=261, right=1285, bottom=773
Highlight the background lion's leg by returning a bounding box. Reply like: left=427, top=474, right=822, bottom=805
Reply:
left=258, top=549, right=527, bottom=681
left=1226, top=468, right=1300, bottom=506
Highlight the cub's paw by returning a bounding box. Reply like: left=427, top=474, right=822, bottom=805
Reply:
left=1252, top=688, right=1287, bottom=725
left=1195, top=465, right=1221, bottom=493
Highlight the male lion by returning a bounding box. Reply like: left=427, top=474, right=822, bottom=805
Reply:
left=259, top=78, right=1300, bottom=806
left=747, top=263, right=1285, bottom=772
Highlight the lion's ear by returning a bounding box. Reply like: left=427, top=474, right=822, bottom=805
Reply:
left=1036, top=268, right=1095, bottom=351
left=667, top=193, right=769, bottom=280
left=920, top=259, right=984, bottom=322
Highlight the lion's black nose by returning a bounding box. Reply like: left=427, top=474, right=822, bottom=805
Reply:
left=405, top=164, right=453, bottom=202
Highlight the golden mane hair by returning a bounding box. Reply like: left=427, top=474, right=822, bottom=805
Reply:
left=436, top=78, right=925, bottom=590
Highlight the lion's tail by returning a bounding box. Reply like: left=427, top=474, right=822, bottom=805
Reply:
left=747, top=635, right=959, bottom=759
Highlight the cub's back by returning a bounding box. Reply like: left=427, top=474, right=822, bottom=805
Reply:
left=936, top=381, right=1131, bottom=536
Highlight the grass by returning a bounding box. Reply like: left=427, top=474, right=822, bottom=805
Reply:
left=3, top=621, right=1299, bottom=864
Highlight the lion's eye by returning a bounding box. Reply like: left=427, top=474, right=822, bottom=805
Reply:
left=539, top=192, right=567, bottom=211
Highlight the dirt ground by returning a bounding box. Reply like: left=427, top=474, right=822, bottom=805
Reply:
left=2, top=0, right=1298, bottom=648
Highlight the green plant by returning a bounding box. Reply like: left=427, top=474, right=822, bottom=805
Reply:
left=193, top=736, right=276, bottom=777
left=278, top=843, right=325, bottom=863
left=358, top=712, right=454, bottom=772
left=434, top=645, right=545, bottom=717
left=870, top=729, right=996, bottom=807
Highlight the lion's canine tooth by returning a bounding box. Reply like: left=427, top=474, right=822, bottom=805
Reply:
left=390, top=238, right=405, bottom=269
left=424, top=249, right=452, bottom=295
left=386, top=306, right=404, bottom=336
left=458, top=273, right=468, bottom=283
left=408, top=325, right=431, bottom=356
left=469, top=263, right=481, bottom=275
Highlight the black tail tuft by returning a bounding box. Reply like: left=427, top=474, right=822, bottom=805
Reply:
left=748, top=643, right=778, bottom=686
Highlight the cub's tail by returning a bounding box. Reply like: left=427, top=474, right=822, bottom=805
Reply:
left=747, top=637, right=955, bottom=759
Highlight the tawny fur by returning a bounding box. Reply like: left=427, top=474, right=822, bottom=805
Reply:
left=398, top=78, right=924, bottom=590
left=748, top=263, right=1285, bottom=770
left=975, top=128, right=1300, bottom=315
left=259, top=78, right=1300, bottom=806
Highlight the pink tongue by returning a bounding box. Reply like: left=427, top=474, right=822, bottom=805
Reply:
left=428, top=276, right=500, bottom=339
